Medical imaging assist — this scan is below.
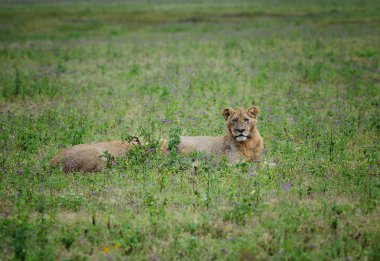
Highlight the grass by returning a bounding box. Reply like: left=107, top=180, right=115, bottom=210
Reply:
left=0, top=0, right=379, bottom=260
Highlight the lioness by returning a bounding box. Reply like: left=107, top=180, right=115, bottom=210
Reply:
left=50, top=141, right=135, bottom=172
left=51, top=106, right=263, bottom=172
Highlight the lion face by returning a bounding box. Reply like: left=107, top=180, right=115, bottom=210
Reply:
left=222, top=107, right=260, bottom=142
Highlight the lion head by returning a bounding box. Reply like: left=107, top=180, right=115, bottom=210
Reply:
left=222, top=106, right=260, bottom=142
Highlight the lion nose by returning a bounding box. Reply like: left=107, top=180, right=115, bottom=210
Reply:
left=236, top=128, right=245, bottom=133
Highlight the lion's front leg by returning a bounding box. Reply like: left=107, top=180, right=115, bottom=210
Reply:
left=251, top=137, right=264, bottom=162
left=225, top=148, right=244, bottom=164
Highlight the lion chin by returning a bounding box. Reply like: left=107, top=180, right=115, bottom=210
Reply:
left=51, top=106, right=264, bottom=172
left=235, top=136, right=247, bottom=142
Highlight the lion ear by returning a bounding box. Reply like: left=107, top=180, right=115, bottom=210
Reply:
left=222, top=108, right=234, bottom=121
left=247, top=106, right=260, bottom=119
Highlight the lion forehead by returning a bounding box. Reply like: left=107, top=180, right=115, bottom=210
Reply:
left=230, top=110, right=252, bottom=121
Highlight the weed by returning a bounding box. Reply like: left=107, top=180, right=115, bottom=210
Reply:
left=103, top=151, right=115, bottom=169
left=168, top=126, right=181, bottom=152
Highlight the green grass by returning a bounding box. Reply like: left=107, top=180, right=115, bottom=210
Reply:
left=1, top=0, right=379, bottom=260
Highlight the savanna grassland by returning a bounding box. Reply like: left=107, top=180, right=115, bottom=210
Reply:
left=0, top=0, right=380, bottom=260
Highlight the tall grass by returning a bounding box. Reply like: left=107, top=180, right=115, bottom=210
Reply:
left=0, top=0, right=379, bottom=260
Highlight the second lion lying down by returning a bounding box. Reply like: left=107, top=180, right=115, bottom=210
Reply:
left=51, top=106, right=264, bottom=172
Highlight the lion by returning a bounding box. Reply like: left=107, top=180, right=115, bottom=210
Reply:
left=51, top=106, right=263, bottom=172
left=166, top=106, right=263, bottom=163
left=50, top=141, right=136, bottom=172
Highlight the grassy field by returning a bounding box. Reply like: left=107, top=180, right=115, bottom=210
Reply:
left=1, top=0, right=380, bottom=260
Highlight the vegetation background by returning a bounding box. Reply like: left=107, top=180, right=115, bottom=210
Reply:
left=0, top=0, right=379, bottom=260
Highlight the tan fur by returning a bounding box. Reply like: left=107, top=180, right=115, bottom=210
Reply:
left=50, top=141, right=133, bottom=172
left=170, top=107, right=264, bottom=163
left=51, top=107, right=264, bottom=172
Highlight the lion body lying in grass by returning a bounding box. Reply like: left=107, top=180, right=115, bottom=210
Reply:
left=50, top=141, right=133, bottom=172
left=51, top=107, right=263, bottom=172
left=165, top=107, right=263, bottom=163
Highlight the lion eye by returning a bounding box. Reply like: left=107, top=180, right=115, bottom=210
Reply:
left=244, top=119, right=249, bottom=123
left=232, top=119, right=237, bottom=123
